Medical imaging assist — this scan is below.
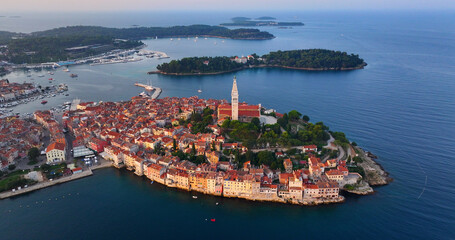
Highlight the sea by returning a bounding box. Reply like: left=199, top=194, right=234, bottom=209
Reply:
left=0, top=11, right=454, bottom=240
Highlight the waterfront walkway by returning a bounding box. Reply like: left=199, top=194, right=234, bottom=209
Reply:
left=0, top=170, right=93, bottom=200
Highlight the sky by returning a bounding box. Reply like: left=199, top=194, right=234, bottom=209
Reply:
left=1, top=0, right=455, bottom=12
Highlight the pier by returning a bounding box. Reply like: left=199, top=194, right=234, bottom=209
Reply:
left=134, top=83, right=162, bottom=99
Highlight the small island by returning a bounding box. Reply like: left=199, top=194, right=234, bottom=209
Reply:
left=151, top=49, right=367, bottom=75
left=0, top=25, right=274, bottom=64
left=220, top=16, right=304, bottom=27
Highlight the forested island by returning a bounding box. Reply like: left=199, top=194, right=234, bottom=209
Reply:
left=220, top=16, right=304, bottom=27
left=152, top=49, right=366, bottom=75
left=0, top=25, right=274, bottom=64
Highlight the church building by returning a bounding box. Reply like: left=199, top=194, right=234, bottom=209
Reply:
left=217, top=76, right=261, bottom=122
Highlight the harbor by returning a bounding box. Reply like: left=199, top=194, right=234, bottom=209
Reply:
left=10, top=48, right=170, bottom=69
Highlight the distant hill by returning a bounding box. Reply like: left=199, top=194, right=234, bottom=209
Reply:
left=256, top=16, right=276, bottom=20
left=0, top=25, right=275, bottom=64
left=30, top=25, right=274, bottom=40
left=221, top=17, right=303, bottom=27
left=231, top=17, right=252, bottom=22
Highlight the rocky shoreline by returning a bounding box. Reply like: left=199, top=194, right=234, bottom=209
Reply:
left=356, top=146, right=393, bottom=186
left=342, top=146, right=392, bottom=195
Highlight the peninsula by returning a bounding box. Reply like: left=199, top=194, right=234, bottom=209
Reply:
left=0, top=77, right=390, bottom=205
left=0, top=25, right=274, bottom=64
left=150, top=49, right=367, bottom=75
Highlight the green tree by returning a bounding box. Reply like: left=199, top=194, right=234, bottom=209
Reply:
left=191, top=143, right=196, bottom=155
left=173, top=139, right=177, bottom=151
left=302, top=115, right=310, bottom=122
left=251, top=117, right=260, bottom=129
left=28, top=147, right=40, bottom=161
left=257, top=151, right=275, bottom=166
left=288, top=110, right=302, bottom=121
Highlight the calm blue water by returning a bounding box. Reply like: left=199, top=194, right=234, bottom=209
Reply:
left=1, top=11, right=455, bottom=239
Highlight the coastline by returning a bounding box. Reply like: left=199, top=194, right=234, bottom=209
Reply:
left=5, top=31, right=274, bottom=68
left=152, top=34, right=275, bottom=40
left=0, top=152, right=386, bottom=204
left=0, top=161, right=113, bottom=200
left=111, top=162, right=346, bottom=206
left=148, top=63, right=367, bottom=76
left=0, top=170, right=93, bottom=200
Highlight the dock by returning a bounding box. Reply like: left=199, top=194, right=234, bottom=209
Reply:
left=134, top=83, right=162, bottom=99
left=70, top=98, right=81, bottom=111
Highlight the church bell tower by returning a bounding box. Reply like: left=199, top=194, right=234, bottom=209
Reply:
left=231, top=76, right=239, bottom=121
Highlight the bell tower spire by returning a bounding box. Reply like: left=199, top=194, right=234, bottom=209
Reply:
left=231, top=76, right=239, bottom=121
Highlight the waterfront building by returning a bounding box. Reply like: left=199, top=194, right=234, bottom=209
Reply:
left=325, top=169, right=344, bottom=183
left=45, top=142, right=66, bottom=164
left=303, top=184, right=319, bottom=199
left=316, top=181, right=339, bottom=199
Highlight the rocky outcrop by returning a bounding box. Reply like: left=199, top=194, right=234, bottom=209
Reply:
left=356, top=147, right=393, bottom=186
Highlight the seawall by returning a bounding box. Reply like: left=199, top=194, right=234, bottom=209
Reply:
left=0, top=170, right=93, bottom=200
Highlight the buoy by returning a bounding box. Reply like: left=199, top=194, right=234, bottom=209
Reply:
left=210, top=219, right=216, bottom=222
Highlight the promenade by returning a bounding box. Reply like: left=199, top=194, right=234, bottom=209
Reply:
left=0, top=170, right=93, bottom=200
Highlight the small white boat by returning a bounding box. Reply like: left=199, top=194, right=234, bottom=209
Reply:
left=192, top=196, right=198, bottom=199
left=197, top=89, right=202, bottom=93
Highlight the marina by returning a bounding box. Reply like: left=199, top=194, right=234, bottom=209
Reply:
left=10, top=48, right=169, bottom=69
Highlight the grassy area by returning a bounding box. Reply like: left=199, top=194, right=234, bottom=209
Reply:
left=5, top=169, right=31, bottom=178
left=0, top=175, right=36, bottom=192
left=348, top=166, right=365, bottom=178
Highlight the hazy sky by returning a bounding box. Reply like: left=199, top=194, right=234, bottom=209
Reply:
left=2, top=0, right=455, bottom=12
